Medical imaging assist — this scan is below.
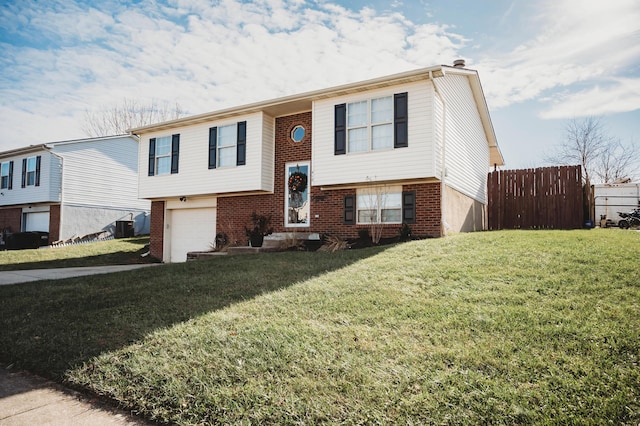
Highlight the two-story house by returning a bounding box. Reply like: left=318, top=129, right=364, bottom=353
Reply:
left=0, top=135, right=150, bottom=245
left=132, top=63, right=504, bottom=262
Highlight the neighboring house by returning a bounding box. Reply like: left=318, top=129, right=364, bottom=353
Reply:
left=0, top=135, right=150, bottom=243
left=132, top=63, right=504, bottom=262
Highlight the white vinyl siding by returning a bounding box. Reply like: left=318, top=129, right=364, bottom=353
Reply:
left=0, top=151, right=60, bottom=207
left=433, top=74, right=490, bottom=203
left=53, top=136, right=149, bottom=210
left=312, top=80, right=435, bottom=187
left=138, top=112, right=273, bottom=199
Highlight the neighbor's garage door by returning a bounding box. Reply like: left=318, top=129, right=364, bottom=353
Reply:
left=23, top=211, right=50, bottom=232
left=169, top=208, right=216, bottom=262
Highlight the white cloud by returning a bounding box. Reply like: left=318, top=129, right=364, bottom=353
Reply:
left=1, top=0, right=466, bottom=149
left=475, top=0, right=640, bottom=116
left=539, top=77, right=640, bottom=119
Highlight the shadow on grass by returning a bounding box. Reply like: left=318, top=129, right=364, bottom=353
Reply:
left=0, top=246, right=390, bottom=380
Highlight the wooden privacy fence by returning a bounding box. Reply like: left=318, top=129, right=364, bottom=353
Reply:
left=488, top=166, right=584, bottom=230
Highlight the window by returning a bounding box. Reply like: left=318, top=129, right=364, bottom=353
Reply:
left=346, top=96, right=392, bottom=153
left=356, top=186, right=402, bottom=224
left=217, top=124, right=237, bottom=167
left=335, top=92, right=407, bottom=155
left=0, top=161, right=12, bottom=190
left=291, top=125, right=305, bottom=143
left=155, top=136, right=172, bottom=175
left=148, top=135, right=179, bottom=176
left=208, top=121, right=246, bottom=169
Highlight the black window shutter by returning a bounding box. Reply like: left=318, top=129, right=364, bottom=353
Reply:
left=208, top=127, right=217, bottom=169
left=21, top=158, right=26, bottom=188
left=402, top=191, right=416, bottom=224
left=394, top=92, right=408, bottom=148
left=148, top=138, right=156, bottom=176
left=344, top=194, right=356, bottom=225
left=171, top=134, right=180, bottom=174
left=335, top=103, right=346, bottom=155
left=35, top=155, right=41, bottom=187
left=8, top=161, right=13, bottom=190
left=237, top=121, right=246, bottom=166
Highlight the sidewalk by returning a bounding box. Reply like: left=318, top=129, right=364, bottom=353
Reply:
left=0, top=367, right=150, bottom=425
left=0, top=264, right=157, bottom=286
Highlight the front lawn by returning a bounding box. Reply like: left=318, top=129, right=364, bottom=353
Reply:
left=0, top=236, right=153, bottom=271
left=1, top=229, right=638, bottom=424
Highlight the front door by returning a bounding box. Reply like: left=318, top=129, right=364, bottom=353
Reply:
left=285, top=162, right=310, bottom=228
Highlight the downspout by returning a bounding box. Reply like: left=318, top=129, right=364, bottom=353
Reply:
left=430, top=71, right=448, bottom=236
left=48, top=149, right=64, bottom=242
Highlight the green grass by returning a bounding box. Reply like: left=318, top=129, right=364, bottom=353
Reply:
left=0, top=236, right=153, bottom=270
left=1, top=229, right=638, bottom=424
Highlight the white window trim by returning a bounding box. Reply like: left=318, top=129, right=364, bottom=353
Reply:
left=155, top=136, right=171, bottom=176
left=356, top=185, right=403, bottom=225
left=0, top=162, right=9, bottom=189
left=217, top=123, right=238, bottom=168
left=347, top=96, right=393, bottom=154
left=26, top=156, right=37, bottom=186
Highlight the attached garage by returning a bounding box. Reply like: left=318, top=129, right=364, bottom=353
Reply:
left=164, top=198, right=217, bottom=263
left=22, top=210, right=50, bottom=232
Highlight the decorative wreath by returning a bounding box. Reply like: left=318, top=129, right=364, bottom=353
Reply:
left=288, top=171, right=308, bottom=193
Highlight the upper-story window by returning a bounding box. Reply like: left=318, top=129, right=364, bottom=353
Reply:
left=148, top=135, right=180, bottom=176
left=335, top=92, right=408, bottom=155
left=1, top=161, right=12, bottom=190
left=347, top=96, right=393, bottom=152
left=217, top=124, right=237, bottom=167
left=21, top=156, right=41, bottom=187
left=209, top=121, right=246, bottom=169
left=26, top=157, right=37, bottom=186
left=155, top=136, right=172, bottom=175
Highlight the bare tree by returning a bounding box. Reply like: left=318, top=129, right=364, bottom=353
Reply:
left=594, top=138, right=639, bottom=184
left=82, top=98, right=185, bottom=137
left=546, top=116, right=639, bottom=184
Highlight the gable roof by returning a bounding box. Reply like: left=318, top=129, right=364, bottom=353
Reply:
left=0, top=135, right=138, bottom=160
left=129, top=65, right=504, bottom=166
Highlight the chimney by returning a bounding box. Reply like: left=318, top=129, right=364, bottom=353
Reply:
left=453, top=59, right=466, bottom=68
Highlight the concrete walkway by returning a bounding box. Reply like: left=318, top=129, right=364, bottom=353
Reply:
left=0, top=367, right=150, bottom=425
left=0, top=264, right=157, bottom=286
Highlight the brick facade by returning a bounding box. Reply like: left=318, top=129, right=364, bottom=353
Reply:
left=48, top=204, right=61, bottom=242
left=149, top=201, right=165, bottom=260
left=0, top=207, right=22, bottom=233
left=216, top=111, right=443, bottom=245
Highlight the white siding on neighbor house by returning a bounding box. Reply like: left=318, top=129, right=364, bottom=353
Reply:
left=434, top=74, right=490, bottom=204
left=53, top=136, right=149, bottom=211
left=0, top=150, right=61, bottom=207
left=138, top=112, right=274, bottom=199
left=312, top=80, right=436, bottom=187
left=59, top=205, right=150, bottom=240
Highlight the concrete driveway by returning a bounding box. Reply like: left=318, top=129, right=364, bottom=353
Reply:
left=0, top=264, right=158, bottom=285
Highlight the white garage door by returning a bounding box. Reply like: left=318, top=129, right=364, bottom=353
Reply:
left=169, top=208, right=216, bottom=262
left=24, top=212, right=50, bottom=232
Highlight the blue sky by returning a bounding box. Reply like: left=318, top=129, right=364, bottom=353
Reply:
left=0, top=0, right=638, bottom=169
